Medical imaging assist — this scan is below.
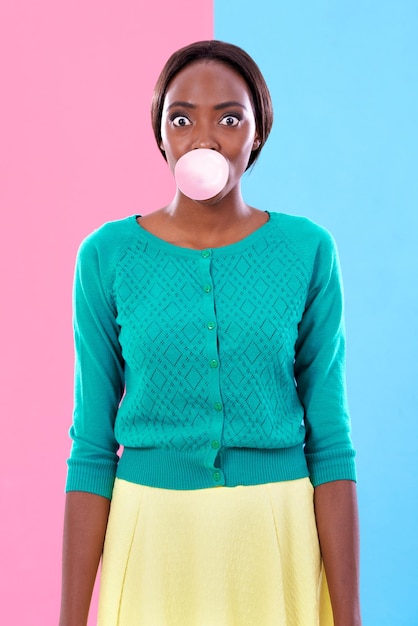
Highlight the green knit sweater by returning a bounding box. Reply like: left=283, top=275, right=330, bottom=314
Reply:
left=66, top=211, right=356, bottom=499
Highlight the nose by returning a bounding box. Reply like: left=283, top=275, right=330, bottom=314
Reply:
left=190, top=123, right=220, bottom=151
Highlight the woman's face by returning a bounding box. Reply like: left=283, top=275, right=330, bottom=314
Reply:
left=160, top=60, right=260, bottom=200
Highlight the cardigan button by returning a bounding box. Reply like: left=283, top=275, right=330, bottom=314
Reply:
left=213, top=471, right=221, bottom=481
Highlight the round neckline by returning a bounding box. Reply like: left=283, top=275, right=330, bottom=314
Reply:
left=132, top=211, right=274, bottom=256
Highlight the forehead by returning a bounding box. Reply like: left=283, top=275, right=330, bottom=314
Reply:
left=163, top=60, right=253, bottom=107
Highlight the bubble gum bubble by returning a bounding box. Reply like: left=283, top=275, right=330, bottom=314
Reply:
left=174, top=149, right=229, bottom=201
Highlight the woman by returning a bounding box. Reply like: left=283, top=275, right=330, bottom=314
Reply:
left=60, top=40, right=361, bottom=626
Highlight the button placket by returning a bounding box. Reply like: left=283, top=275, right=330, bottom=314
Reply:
left=199, top=249, right=225, bottom=486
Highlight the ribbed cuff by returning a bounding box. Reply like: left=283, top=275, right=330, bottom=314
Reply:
left=65, top=459, right=117, bottom=499
left=306, top=448, right=357, bottom=487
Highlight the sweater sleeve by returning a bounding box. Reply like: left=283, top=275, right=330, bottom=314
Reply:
left=65, top=233, right=125, bottom=499
left=294, top=228, right=356, bottom=487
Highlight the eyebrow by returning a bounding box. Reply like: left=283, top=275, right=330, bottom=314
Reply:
left=166, top=101, right=196, bottom=110
left=166, top=100, right=247, bottom=111
left=213, top=101, right=247, bottom=111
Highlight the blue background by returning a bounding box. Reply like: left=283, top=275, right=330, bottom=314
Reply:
left=215, top=2, right=418, bottom=624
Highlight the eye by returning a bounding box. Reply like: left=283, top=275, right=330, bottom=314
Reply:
left=171, top=115, right=192, bottom=127
left=220, top=115, right=240, bottom=127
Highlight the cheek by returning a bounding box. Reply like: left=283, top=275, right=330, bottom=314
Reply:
left=229, top=135, right=257, bottom=165
left=159, top=119, right=173, bottom=152
left=163, top=151, right=177, bottom=174
left=160, top=127, right=185, bottom=160
left=159, top=125, right=168, bottom=152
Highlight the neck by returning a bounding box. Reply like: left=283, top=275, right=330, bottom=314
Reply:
left=164, top=186, right=252, bottom=235
left=138, top=185, right=267, bottom=250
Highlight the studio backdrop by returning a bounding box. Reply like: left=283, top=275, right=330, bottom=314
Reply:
left=1, top=2, right=417, bottom=624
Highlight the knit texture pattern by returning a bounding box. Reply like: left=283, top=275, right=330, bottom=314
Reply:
left=66, top=212, right=356, bottom=498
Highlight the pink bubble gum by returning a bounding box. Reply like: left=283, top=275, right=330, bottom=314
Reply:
left=174, top=149, right=229, bottom=201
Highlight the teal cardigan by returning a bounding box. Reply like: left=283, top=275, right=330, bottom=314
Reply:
left=66, top=211, right=356, bottom=499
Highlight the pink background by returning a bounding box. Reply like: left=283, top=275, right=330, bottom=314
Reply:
left=0, top=2, right=212, bottom=623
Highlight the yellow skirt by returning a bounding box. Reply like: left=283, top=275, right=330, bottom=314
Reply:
left=98, top=478, right=333, bottom=626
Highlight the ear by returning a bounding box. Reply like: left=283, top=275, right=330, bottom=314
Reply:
left=159, top=139, right=165, bottom=152
left=252, top=134, right=261, bottom=151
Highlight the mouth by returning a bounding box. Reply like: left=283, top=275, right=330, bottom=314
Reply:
left=174, top=149, right=229, bottom=201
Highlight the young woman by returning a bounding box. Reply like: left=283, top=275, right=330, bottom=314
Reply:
left=60, top=40, right=361, bottom=626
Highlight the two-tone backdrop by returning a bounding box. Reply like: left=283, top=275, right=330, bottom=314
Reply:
left=1, top=2, right=417, bottom=624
